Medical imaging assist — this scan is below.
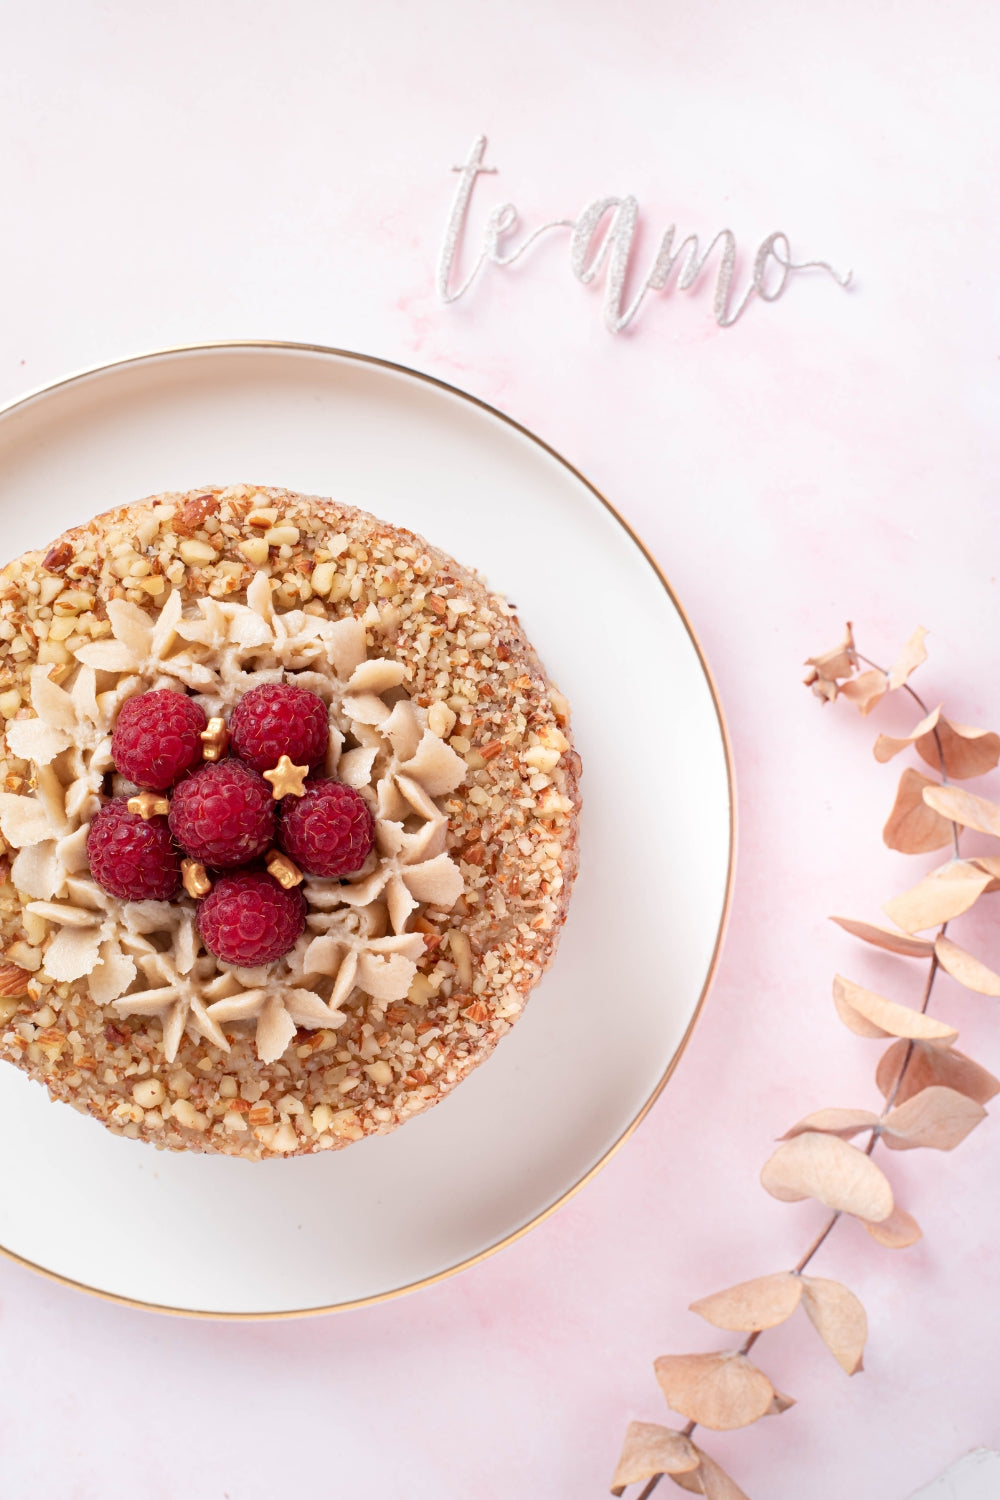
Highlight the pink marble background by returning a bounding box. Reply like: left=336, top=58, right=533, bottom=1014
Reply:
left=1, top=3, right=998, bottom=1496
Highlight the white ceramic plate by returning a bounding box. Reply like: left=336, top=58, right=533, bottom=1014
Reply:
left=0, top=344, right=732, bottom=1317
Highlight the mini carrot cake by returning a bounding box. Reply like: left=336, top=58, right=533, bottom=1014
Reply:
left=0, top=486, right=580, bottom=1157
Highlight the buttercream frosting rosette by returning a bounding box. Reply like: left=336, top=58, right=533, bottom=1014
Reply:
left=0, top=486, right=580, bottom=1158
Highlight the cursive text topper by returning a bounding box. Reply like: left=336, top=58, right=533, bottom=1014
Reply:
left=438, top=136, right=851, bottom=332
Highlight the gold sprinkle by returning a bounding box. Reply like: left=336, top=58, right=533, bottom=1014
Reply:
left=127, top=792, right=170, bottom=820
left=263, top=754, right=309, bottom=800
left=265, top=849, right=304, bottom=889
left=200, top=716, right=229, bottom=762
left=181, top=859, right=211, bottom=898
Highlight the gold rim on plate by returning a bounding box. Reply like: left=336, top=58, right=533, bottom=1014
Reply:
left=0, top=340, right=736, bottom=1320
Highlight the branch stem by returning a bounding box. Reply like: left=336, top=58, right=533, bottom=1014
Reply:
left=855, top=650, right=960, bottom=855
left=631, top=641, right=958, bottom=1496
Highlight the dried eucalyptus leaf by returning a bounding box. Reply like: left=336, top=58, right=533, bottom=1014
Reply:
left=764, top=1388, right=796, bottom=1415
left=690, top=1273, right=802, bottom=1332
left=781, top=1107, right=880, bottom=1142
left=653, top=1352, right=775, bottom=1431
left=839, top=669, right=887, bottom=716
left=833, top=974, right=958, bottom=1044
left=883, top=768, right=954, bottom=854
left=875, top=706, right=999, bottom=779
left=881, top=1084, right=987, bottom=1151
left=922, top=783, right=1000, bottom=839
left=972, top=855, right=1000, bottom=894
left=876, top=1038, right=1000, bottom=1106
left=934, top=936, right=1000, bottom=997
left=918, top=718, right=1000, bottom=780
left=887, top=627, right=928, bottom=691
left=670, top=1472, right=705, bottom=1496
left=882, top=861, right=992, bottom=934
left=669, top=1469, right=705, bottom=1496
left=610, top=1422, right=699, bottom=1494
left=873, top=705, right=941, bottom=764
left=673, top=1448, right=752, bottom=1500
left=760, top=1131, right=894, bottom=1222
left=862, top=1203, right=923, bottom=1248
left=829, top=917, right=935, bottom=958
left=804, top=624, right=856, bottom=685
left=800, top=1276, right=868, bottom=1374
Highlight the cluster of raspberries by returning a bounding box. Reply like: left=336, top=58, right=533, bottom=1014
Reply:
left=85, top=684, right=376, bottom=966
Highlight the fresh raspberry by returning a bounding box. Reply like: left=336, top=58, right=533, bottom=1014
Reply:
left=197, top=870, right=306, bottom=966
left=229, top=682, right=329, bottom=774
left=168, top=760, right=275, bottom=868
left=111, top=689, right=207, bottom=791
left=87, top=798, right=181, bottom=902
left=278, top=779, right=375, bottom=878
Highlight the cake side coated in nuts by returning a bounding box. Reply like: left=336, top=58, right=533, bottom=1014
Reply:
left=0, top=485, right=581, bottom=1159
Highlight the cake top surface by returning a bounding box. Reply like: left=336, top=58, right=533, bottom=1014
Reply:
left=0, top=485, right=580, bottom=1157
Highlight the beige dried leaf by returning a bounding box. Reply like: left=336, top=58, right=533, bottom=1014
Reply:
left=781, top=1107, right=880, bottom=1142
left=882, top=861, right=992, bottom=934
left=668, top=1470, right=702, bottom=1495
left=610, top=1422, right=699, bottom=1494
left=862, top=1203, right=923, bottom=1248
left=972, top=855, right=1000, bottom=894
left=873, top=705, right=941, bottom=764
left=672, top=1447, right=752, bottom=1500
left=829, top=916, right=935, bottom=958
left=881, top=1084, right=987, bottom=1152
left=876, top=1038, right=1000, bottom=1107
left=764, top=1389, right=796, bottom=1416
left=833, top=974, right=958, bottom=1044
left=934, top=936, right=1000, bottom=997
left=653, top=1352, right=775, bottom=1431
left=883, top=769, right=954, bottom=854
left=922, top=783, right=1000, bottom=840
left=919, top=718, right=1000, bottom=780
left=839, top=669, right=887, bottom=716
left=873, top=708, right=1000, bottom=779
left=804, top=624, right=856, bottom=687
left=760, top=1131, right=894, bottom=1222
left=800, top=1276, right=867, bottom=1374
left=690, top=1272, right=802, bottom=1332
left=887, top=627, right=928, bottom=690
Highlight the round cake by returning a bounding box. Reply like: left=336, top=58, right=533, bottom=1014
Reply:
left=0, top=485, right=580, bottom=1157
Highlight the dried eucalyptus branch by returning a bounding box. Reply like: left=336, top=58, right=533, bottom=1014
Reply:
left=611, top=626, right=1000, bottom=1500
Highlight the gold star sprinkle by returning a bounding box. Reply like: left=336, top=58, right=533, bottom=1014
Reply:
left=200, top=716, right=230, bottom=762
left=181, top=859, right=212, bottom=898
left=265, top=849, right=304, bottom=889
left=263, top=754, right=309, bottom=800
left=127, top=793, right=170, bottom=820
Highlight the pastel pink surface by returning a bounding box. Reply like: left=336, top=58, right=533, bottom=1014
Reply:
left=0, top=3, right=998, bottom=1498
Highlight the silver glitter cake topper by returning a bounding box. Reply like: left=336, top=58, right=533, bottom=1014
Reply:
left=438, top=136, right=852, bottom=332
